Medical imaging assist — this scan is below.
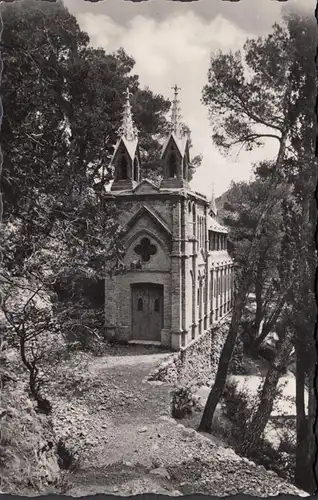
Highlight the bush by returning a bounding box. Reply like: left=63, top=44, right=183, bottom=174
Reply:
left=223, top=380, right=259, bottom=444
left=67, top=336, right=109, bottom=357
left=56, top=440, right=77, bottom=471
left=222, top=380, right=295, bottom=484
left=258, top=344, right=277, bottom=363
left=171, top=386, right=196, bottom=419
left=277, top=422, right=296, bottom=455
left=210, top=405, right=233, bottom=440
left=228, top=337, right=245, bottom=374
left=248, top=438, right=295, bottom=484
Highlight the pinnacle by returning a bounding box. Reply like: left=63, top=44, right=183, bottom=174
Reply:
left=117, top=87, right=138, bottom=142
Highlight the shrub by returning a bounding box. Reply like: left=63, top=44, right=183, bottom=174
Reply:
left=223, top=380, right=259, bottom=444
left=222, top=380, right=295, bottom=484
left=228, top=337, right=258, bottom=375
left=61, top=304, right=105, bottom=353
left=228, top=337, right=244, bottom=374
left=56, top=440, right=76, bottom=471
left=277, top=422, right=296, bottom=455
left=248, top=438, right=295, bottom=484
left=67, top=335, right=109, bottom=357
left=210, top=405, right=233, bottom=440
left=171, top=386, right=196, bottom=419
left=258, top=344, right=277, bottom=363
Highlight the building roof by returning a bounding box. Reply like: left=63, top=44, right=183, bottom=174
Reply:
left=161, top=132, right=188, bottom=159
left=207, top=214, right=228, bottom=234
left=111, top=136, right=138, bottom=164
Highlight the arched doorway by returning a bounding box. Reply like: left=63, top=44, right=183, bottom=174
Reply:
left=131, top=283, right=164, bottom=341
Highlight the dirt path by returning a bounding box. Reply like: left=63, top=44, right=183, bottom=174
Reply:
left=49, top=345, right=306, bottom=497
left=51, top=346, right=182, bottom=496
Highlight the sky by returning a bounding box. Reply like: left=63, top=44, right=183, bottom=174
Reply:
left=63, top=0, right=315, bottom=197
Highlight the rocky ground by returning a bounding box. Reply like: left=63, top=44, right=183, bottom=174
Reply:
left=44, top=344, right=307, bottom=497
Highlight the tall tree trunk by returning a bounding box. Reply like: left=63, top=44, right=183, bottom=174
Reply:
left=199, top=287, right=250, bottom=432
left=294, top=182, right=316, bottom=493
left=295, top=344, right=311, bottom=491
left=306, top=360, right=317, bottom=493
left=252, top=295, right=287, bottom=351
left=238, top=333, right=292, bottom=455
left=254, top=271, right=263, bottom=336
left=199, top=134, right=288, bottom=433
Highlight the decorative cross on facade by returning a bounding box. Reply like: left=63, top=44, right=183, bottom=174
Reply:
left=134, top=237, right=157, bottom=263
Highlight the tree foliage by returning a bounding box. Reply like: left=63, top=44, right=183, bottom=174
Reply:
left=0, top=0, right=202, bottom=418
left=199, top=12, right=316, bottom=493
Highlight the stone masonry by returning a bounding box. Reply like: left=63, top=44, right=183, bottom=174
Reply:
left=104, top=86, right=234, bottom=350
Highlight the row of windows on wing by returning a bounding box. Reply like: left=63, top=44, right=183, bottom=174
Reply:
left=187, top=203, right=228, bottom=251
left=197, top=270, right=234, bottom=306
left=209, top=233, right=227, bottom=251
left=197, top=219, right=228, bottom=251
left=116, top=152, right=189, bottom=181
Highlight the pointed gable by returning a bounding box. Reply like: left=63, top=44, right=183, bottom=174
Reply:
left=124, top=204, right=172, bottom=237
left=111, top=136, right=138, bottom=165
left=161, top=132, right=188, bottom=160
left=133, top=179, right=159, bottom=195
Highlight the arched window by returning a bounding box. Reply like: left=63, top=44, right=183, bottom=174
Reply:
left=137, top=298, right=143, bottom=311
left=119, top=155, right=128, bottom=180
left=168, top=152, right=178, bottom=178
left=183, top=156, right=187, bottom=180
left=202, top=217, right=205, bottom=248
left=133, top=157, right=139, bottom=181
left=154, top=298, right=160, bottom=312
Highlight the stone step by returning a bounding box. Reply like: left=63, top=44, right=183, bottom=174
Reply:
left=128, top=340, right=162, bottom=346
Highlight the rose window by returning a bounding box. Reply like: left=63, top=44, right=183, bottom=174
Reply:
left=134, top=237, right=157, bottom=263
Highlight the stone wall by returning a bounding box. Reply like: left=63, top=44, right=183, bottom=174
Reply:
left=148, top=317, right=230, bottom=387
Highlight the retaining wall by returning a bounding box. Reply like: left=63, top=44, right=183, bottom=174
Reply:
left=148, top=317, right=231, bottom=387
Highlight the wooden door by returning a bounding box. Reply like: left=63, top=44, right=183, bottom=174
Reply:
left=131, top=284, right=163, bottom=341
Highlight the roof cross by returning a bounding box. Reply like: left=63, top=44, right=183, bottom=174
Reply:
left=172, top=84, right=181, bottom=97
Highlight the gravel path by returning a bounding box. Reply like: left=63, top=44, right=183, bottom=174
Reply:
left=47, top=345, right=307, bottom=497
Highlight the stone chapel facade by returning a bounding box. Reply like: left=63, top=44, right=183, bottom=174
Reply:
left=104, top=86, right=234, bottom=350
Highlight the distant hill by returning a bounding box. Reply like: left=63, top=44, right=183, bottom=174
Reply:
left=214, top=189, right=232, bottom=225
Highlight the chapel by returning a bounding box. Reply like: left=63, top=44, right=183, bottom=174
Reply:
left=104, top=86, right=234, bottom=350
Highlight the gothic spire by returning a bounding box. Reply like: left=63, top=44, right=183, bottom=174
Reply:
left=210, top=181, right=218, bottom=217
left=170, top=84, right=182, bottom=136
left=161, top=84, right=189, bottom=161
left=117, top=88, right=138, bottom=142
